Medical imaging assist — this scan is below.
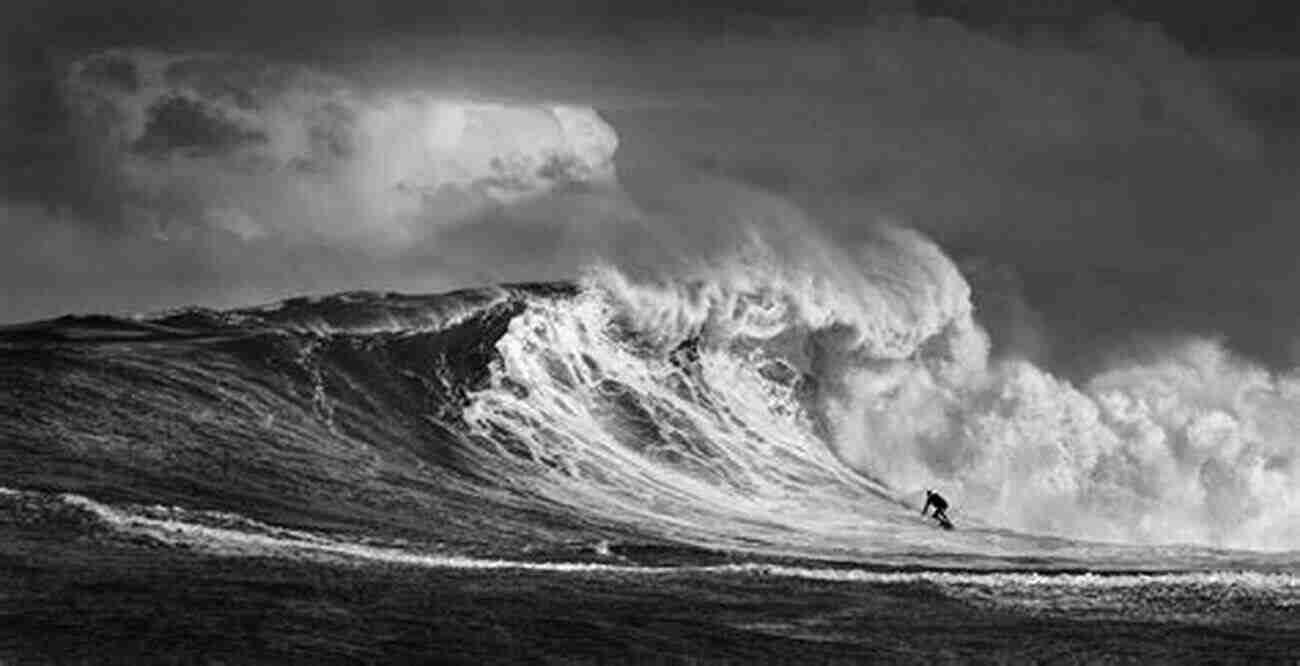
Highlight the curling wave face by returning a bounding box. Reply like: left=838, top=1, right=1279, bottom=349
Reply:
left=459, top=228, right=1299, bottom=553
left=2, top=225, right=1297, bottom=561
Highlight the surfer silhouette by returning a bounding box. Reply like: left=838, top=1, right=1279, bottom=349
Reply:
left=922, top=489, right=952, bottom=528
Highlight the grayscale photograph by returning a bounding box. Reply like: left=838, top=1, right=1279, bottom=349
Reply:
left=2, top=1, right=1298, bottom=662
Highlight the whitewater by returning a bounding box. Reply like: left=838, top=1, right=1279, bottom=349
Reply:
left=3, top=240, right=1298, bottom=562
left=4, top=229, right=1299, bottom=661
left=2, top=260, right=1300, bottom=660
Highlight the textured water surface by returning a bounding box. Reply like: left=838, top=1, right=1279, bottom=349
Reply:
left=3, top=284, right=1297, bottom=662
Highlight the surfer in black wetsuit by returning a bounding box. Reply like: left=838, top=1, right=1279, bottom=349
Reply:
left=922, top=489, right=951, bottom=526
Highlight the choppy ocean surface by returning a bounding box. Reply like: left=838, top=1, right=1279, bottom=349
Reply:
left=3, top=282, right=1297, bottom=662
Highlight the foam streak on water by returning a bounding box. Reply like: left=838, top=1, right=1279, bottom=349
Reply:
left=9, top=487, right=1294, bottom=630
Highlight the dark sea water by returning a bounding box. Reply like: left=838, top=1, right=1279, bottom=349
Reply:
left=3, top=283, right=1297, bottom=663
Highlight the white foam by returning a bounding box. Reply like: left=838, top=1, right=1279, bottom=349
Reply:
left=43, top=489, right=1300, bottom=597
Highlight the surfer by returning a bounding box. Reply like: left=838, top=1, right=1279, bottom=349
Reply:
left=921, top=489, right=952, bottom=527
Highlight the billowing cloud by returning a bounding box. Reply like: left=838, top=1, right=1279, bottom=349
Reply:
left=63, top=49, right=618, bottom=247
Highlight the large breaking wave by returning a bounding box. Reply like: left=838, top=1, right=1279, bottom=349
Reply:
left=3, top=225, right=1297, bottom=563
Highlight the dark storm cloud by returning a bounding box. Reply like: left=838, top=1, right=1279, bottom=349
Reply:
left=2, top=1, right=1299, bottom=372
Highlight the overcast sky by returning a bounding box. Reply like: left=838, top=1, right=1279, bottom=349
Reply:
left=3, top=0, right=1300, bottom=374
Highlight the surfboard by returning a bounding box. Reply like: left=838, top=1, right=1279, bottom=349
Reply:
left=935, top=515, right=954, bottom=530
